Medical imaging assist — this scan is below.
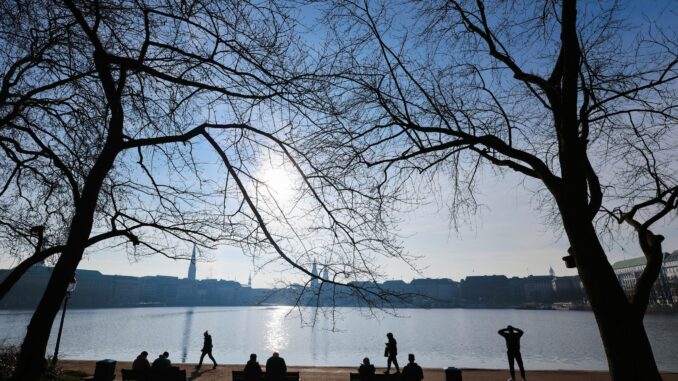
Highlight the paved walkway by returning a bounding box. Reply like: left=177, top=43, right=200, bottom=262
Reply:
left=61, top=360, right=678, bottom=381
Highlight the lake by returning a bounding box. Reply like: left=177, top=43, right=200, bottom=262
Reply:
left=1, top=307, right=677, bottom=371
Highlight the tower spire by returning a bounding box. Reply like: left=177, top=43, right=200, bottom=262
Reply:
left=311, top=260, right=319, bottom=287
left=188, top=244, right=197, bottom=281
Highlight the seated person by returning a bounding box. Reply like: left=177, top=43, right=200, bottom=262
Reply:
left=401, top=354, right=424, bottom=381
left=358, top=357, right=376, bottom=380
left=151, top=351, right=172, bottom=369
left=265, top=352, right=287, bottom=381
left=133, top=351, right=151, bottom=372
left=244, top=353, right=263, bottom=381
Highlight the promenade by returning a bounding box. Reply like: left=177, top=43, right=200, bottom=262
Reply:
left=60, top=360, right=678, bottom=381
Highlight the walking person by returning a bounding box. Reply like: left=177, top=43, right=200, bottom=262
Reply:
left=498, top=325, right=526, bottom=381
left=401, top=353, right=424, bottom=381
left=196, top=330, right=218, bottom=369
left=384, top=332, right=400, bottom=374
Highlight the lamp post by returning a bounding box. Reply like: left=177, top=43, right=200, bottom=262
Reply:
left=52, top=276, right=76, bottom=366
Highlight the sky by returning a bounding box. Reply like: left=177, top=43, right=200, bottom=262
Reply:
left=1, top=0, right=676, bottom=288
left=4, top=170, right=674, bottom=288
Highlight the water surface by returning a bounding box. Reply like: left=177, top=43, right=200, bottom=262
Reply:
left=1, top=307, right=677, bottom=371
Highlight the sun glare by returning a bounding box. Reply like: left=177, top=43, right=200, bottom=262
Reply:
left=258, top=160, right=297, bottom=204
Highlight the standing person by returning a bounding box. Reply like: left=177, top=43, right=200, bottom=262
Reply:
left=358, top=357, right=375, bottom=381
left=265, top=352, right=287, bottom=381
left=196, top=330, right=218, bottom=369
left=384, top=332, right=400, bottom=374
left=498, top=325, right=526, bottom=381
left=401, top=354, right=424, bottom=381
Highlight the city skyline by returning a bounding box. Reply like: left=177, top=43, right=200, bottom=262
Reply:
left=3, top=171, right=674, bottom=288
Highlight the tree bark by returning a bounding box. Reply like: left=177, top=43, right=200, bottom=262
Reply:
left=11, top=95, right=122, bottom=381
left=561, top=207, right=661, bottom=381
left=11, top=144, right=120, bottom=380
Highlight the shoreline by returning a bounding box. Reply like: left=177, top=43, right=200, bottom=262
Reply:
left=60, top=360, right=678, bottom=381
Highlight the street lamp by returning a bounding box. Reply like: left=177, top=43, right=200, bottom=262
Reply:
left=52, top=275, right=77, bottom=366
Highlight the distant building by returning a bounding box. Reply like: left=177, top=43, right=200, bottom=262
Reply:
left=665, top=251, right=678, bottom=304
left=461, top=275, right=511, bottom=306
left=311, top=261, right=319, bottom=287
left=187, top=244, right=197, bottom=281
left=521, top=275, right=555, bottom=304
left=552, top=275, right=584, bottom=302
left=612, top=252, right=677, bottom=306
left=409, top=278, right=460, bottom=307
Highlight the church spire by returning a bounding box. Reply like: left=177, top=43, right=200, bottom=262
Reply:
left=311, top=260, right=319, bottom=287
left=188, top=244, right=197, bottom=281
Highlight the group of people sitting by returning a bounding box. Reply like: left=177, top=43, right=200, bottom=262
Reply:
left=132, top=351, right=173, bottom=372
left=240, top=351, right=420, bottom=381
left=358, top=354, right=423, bottom=381
left=243, top=352, right=287, bottom=380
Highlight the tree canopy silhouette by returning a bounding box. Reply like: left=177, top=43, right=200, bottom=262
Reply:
left=306, top=1, right=677, bottom=380
left=0, top=1, right=406, bottom=379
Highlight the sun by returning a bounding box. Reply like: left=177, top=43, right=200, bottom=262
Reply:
left=258, top=158, right=298, bottom=204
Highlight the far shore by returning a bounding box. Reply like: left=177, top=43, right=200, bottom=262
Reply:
left=60, top=360, right=678, bottom=381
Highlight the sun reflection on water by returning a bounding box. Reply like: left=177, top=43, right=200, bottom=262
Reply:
left=265, top=307, right=290, bottom=352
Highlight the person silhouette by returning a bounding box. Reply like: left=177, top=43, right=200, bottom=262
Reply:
left=151, top=351, right=171, bottom=369
left=358, top=357, right=376, bottom=381
left=384, top=332, right=400, bottom=374
left=132, top=351, right=150, bottom=372
left=244, top=353, right=263, bottom=381
left=498, top=325, right=526, bottom=381
left=265, top=352, right=287, bottom=381
left=196, top=330, right=217, bottom=369
left=401, top=353, right=424, bottom=381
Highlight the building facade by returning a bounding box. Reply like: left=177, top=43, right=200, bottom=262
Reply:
left=612, top=251, right=678, bottom=306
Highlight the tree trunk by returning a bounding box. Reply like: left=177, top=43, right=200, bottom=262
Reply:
left=12, top=120, right=122, bottom=381
left=11, top=244, right=85, bottom=380
left=565, top=212, right=661, bottom=381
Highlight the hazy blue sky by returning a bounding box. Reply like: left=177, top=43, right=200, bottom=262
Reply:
left=3, top=170, right=673, bottom=288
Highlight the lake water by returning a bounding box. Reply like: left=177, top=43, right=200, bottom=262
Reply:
left=1, top=307, right=677, bottom=371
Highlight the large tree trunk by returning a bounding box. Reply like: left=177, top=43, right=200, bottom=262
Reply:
left=12, top=118, right=122, bottom=381
left=565, top=212, right=661, bottom=381
left=555, top=1, right=661, bottom=379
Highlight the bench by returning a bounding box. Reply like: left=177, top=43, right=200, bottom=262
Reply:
left=121, top=367, right=186, bottom=381
left=232, top=370, right=301, bottom=381
left=121, top=369, right=144, bottom=381
left=349, top=373, right=401, bottom=381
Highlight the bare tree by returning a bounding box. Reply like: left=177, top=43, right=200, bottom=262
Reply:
left=308, top=0, right=677, bottom=380
left=0, top=1, right=411, bottom=379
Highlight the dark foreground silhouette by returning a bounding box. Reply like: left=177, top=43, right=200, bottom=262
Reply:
left=196, top=330, right=217, bottom=370
left=498, top=325, right=526, bottom=381
left=402, top=354, right=424, bottom=381
left=384, top=332, right=399, bottom=374
left=265, top=352, right=288, bottom=381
